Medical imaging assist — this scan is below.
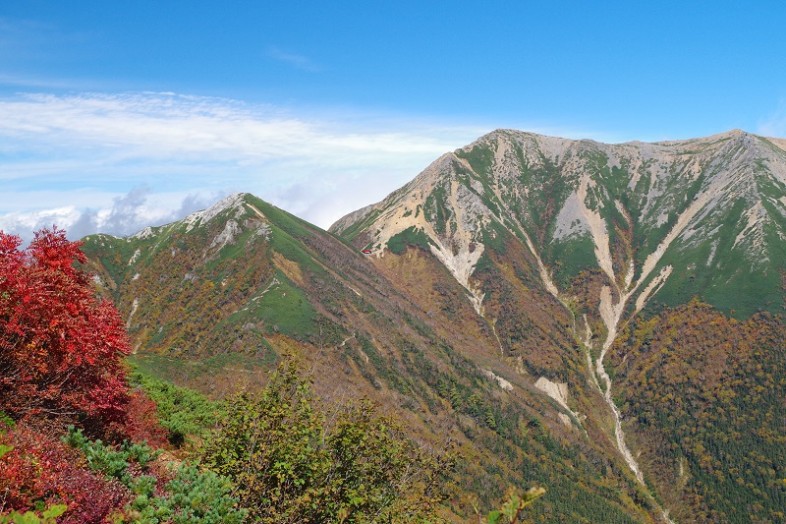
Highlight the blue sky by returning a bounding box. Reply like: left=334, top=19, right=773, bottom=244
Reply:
left=2, top=1, right=786, bottom=238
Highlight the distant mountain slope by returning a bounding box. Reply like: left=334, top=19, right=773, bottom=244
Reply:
left=331, top=129, right=786, bottom=522
left=82, top=193, right=657, bottom=523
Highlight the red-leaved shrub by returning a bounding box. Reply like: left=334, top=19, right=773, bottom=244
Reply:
left=0, top=228, right=131, bottom=436
left=113, top=389, right=169, bottom=448
left=0, top=421, right=128, bottom=522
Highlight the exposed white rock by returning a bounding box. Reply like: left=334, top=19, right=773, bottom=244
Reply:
left=535, top=377, right=582, bottom=428
left=581, top=314, right=593, bottom=349
left=126, top=298, right=139, bottom=329
left=577, top=176, right=615, bottom=285
left=209, top=219, right=241, bottom=251
left=706, top=240, right=718, bottom=266
left=732, top=201, right=767, bottom=251
left=429, top=240, right=486, bottom=315
left=130, top=226, right=155, bottom=240
left=183, top=193, right=246, bottom=232
left=128, top=248, right=141, bottom=265
left=255, top=223, right=272, bottom=239
left=635, top=265, right=673, bottom=314
left=552, top=192, right=590, bottom=240
left=483, top=369, right=513, bottom=392
left=251, top=277, right=280, bottom=302
left=534, top=376, right=570, bottom=410
left=530, top=132, right=577, bottom=161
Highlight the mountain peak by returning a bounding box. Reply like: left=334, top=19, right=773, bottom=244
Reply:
left=180, top=193, right=250, bottom=231
left=333, top=127, right=786, bottom=318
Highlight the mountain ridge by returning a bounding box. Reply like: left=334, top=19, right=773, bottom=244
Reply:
left=81, top=127, right=786, bottom=522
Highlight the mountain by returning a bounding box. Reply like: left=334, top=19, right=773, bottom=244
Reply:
left=82, top=128, right=786, bottom=523
left=82, top=193, right=656, bottom=523
left=330, top=129, right=786, bottom=522
left=333, top=129, right=786, bottom=320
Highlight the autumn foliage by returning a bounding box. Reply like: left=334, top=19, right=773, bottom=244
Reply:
left=0, top=421, right=127, bottom=523
left=0, top=228, right=131, bottom=434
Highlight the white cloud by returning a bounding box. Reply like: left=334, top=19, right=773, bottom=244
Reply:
left=0, top=91, right=489, bottom=238
left=0, top=187, right=222, bottom=243
left=0, top=92, right=477, bottom=169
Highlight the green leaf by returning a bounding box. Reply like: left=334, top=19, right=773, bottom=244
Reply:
left=486, top=510, right=501, bottom=524
left=11, top=512, right=40, bottom=524
left=42, top=505, right=67, bottom=519
left=0, top=444, right=13, bottom=459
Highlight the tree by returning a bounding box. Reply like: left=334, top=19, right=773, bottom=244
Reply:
left=0, top=228, right=130, bottom=434
left=204, top=359, right=451, bottom=523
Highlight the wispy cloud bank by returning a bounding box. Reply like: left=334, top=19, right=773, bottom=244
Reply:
left=0, top=92, right=472, bottom=167
left=0, top=91, right=487, bottom=239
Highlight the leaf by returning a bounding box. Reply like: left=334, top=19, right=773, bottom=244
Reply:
left=42, top=504, right=68, bottom=519
left=11, top=512, right=40, bottom=524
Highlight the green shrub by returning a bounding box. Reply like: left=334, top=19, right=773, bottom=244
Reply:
left=129, top=371, right=223, bottom=447
left=130, top=464, right=247, bottom=524
left=204, top=358, right=451, bottom=523
left=63, top=426, right=246, bottom=523
left=387, top=226, right=432, bottom=255
left=63, top=427, right=156, bottom=485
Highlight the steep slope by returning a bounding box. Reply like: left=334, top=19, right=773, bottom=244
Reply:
left=82, top=193, right=658, bottom=523
left=609, top=302, right=786, bottom=523
left=333, top=129, right=786, bottom=320
left=331, top=129, right=786, bottom=522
